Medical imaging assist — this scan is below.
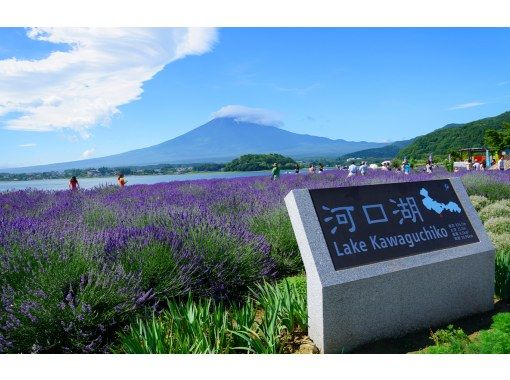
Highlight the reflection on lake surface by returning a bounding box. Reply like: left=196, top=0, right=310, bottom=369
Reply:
left=0, top=170, right=277, bottom=192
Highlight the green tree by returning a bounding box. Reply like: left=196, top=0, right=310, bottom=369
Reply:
left=485, top=122, right=510, bottom=155
left=224, top=154, right=297, bottom=172
left=398, top=111, right=510, bottom=160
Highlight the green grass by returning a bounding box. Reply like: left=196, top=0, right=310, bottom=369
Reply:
left=420, top=313, right=510, bottom=354
left=115, top=276, right=308, bottom=354
left=495, top=250, right=510, bottom=301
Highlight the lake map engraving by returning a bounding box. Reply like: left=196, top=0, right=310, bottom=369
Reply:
left=309, top=179, right=479, bottom=270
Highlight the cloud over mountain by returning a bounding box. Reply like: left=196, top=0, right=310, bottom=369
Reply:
left=212, top=105, right=283, bottom=127
left=81, top=148, right=95, bottom=158
left=0, top=28, right=218, bottom=137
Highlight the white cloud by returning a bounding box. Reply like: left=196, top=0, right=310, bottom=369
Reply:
left=82, top=148, right=95, bottom=158
left=449, top=101, right=485, bottom=110
left=19, top=143, right=36, bottom=147
left=212, top=105, right=283, bottom=126
left=0, top=28, right=218, bottom=136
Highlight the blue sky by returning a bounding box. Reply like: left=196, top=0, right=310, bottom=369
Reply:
left=1, top=27, right=510, bottom=168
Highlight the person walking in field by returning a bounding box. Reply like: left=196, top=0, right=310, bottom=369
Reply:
left=271, top=163, right=281, bottom=180
left=426, top=160, right=433, bottom=173
left=499, top=157, right=505, bottom=171
left=318, top=163, right=324, bottom=173
left=117, top=173, right=127, bottom=187
left=294, top=163, right=300, bottom=174
left=69, top=176, right=80, bottom=191
left=308, top=164, right=316, bottom=174
left=402, top=159, right=411, bottom=175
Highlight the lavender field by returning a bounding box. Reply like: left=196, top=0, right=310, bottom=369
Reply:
left=2, top=168, right=510, bottom=353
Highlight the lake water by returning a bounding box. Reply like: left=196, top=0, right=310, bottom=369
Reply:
left=0, top=170, right=281, bottom=192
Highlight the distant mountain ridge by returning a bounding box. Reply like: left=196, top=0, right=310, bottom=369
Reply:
left=397, top=111, right=510, bottom=159
left=339, top=139, right=414, bottom=161
left=2, top=117, right=389, bottom=173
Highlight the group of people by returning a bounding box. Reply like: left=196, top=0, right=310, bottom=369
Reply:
left=465, top=157, right=505, bottom=171
left=271, top=162, right=327, bottom=180
left=307, top=163, right=325, bottom=174
left=466, top=158, right=489, bottom=171
left=347, top=161, right=368, bottom=177
left=271, top=159, right=433, bottom=180
left=72, top=157, right=447, bottom=188
left=68, top=174, right=127, bottom=191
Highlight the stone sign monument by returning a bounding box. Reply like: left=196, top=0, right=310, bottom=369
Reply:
left=285, top=177, right=494, bottom=353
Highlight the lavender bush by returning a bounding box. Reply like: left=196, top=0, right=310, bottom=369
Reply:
left=1, top=167, right=510, bottom=353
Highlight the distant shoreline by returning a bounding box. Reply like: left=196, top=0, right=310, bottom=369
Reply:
left=0, top=169, right=275, bottom=182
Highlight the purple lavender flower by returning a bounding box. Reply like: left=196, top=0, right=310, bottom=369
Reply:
left=2, top=168, right=510, bottom=352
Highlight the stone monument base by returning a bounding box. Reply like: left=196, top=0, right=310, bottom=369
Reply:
left=307, top=249, right=494, bottom=353
left=285, top=177, right=495, bottom=353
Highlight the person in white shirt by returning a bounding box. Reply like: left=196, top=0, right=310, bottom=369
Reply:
left=359, top=161, right=368, bottom=175
left=347, top=162, right=358, bottom=177
left=499, top=157, right=505, bottom=171
left=425, top=160, right=433, bottom=173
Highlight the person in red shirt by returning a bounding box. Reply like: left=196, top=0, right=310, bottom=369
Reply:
left=69, top=176, right=79, bottom=191
left=117, top=174, right=127, bottom=187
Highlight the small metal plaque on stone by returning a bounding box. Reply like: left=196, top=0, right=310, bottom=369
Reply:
left=309, top=179, right=479, bottom=271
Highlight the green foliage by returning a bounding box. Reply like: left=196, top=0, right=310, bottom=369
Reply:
left=487, top=232, right=510, bottom=251
left=184, top=227, right=269, bottom=301
left=484, top=129, right=507, bottom=155
left=0, top=163, right=224, bottom=182
left=491, top=312, right=510, bottom=333
left=117, top=295, right=255, bottom=354
left=279, top=275, right=306, bottom=300
left=231, top=279, right=308, bottom=354
left=83, top=206, right=118, bottom=230
left=495, top=250, right=510, bottom=300
left=443, top=159, right=454, bottom=172
left=448, top=149, right=461, bottom=161
left=118, top=315, right=169, bottom=354
left=422, top=313, right=510, bottom=354
left=462, top=174, right=510, bottom=201
left=117, top=278, right=309, bottom=354
left=469, top=195, right=490, bottom=212
left=390, top=158, right=402, bottom=169
left=484, top=217, right=510, bottom=235
left=224, top=153, right=297, bottom=172
left=260, top=279, right=307, bottom=333
left=484, top=122, right=510, bottom=154
left=398, top=111, right=510, bottom=160
left=250, top=208, right=303, bottom=277
left=118, top=243, right=188, bottom=300
left=478, top=200, right=510, bottom=222
left=424, top=325, right=471, bottom=354
left=469, top=313, right=510, bottom=354
left=2, top=249, right=139, bottom=353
